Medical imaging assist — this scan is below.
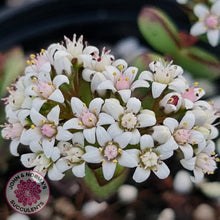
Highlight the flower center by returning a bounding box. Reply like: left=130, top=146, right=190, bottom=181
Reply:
left=37, top=82, right=55, bottom=99
left=121, top=112, right=138, bottom=131
left=115, top=74, right=131, bottom=90
left=174, top=129, right=191, bottom=145
left=104, top=143, right=118, bottom=160
left=205, top=15, right=219, bottom=29
left=154, top=69, right=173, bottom=84
left=140, top=150, right=159, bottom=170
left=167, top=95, right=179, bottom=106
left=81, top=111, right=97, bottom=128
left=196, top=152, right=217, bottom=174
left=41, top=124, right=57, bottom=138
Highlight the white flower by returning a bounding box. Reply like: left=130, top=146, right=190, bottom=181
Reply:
left=159, top=92, right=183, bottom=114
left=46, top=43, right=72, bottom=74
left=190, top=1, right=220, bottom=47
left=63, top=97, right=114, bottom=144
left=192, top=101, right=219, bottom=139
left=82, top=126, right=138, bottom=180
left=132, top=135, right=172, bottom=183
left=64, top=34, right=84, bottom=64
left=56, top=132, right=86, bottom=178
left=181, top=83, right=205, bottom=109
left=20, top=105, right=67, bottom=158
left=25, top=71, right=69, bottom=108
left=164, top=111, right=206, bottom=159
left=97, top=65, right=149, bottom=102
left=1, top=108, right=29, bottom=156
left=151, top=125, right=172, bottom=144
left=180, top=140, right=218, bottom=182
left=102, top=98, right=156, bottom=145
left=20, top=146, right=64, bottom=181
left=139, top=60, right=186, bottom=98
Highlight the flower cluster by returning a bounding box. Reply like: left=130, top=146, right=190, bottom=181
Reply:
left=1, top=34, right=219, bottom=183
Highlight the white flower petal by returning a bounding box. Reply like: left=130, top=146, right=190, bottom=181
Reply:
left=71, top=97, right=84, bottom=116
left=130, top=129, right=141, bottom=145
left=190, top=22, right=207, bottom=36
left=103, top=98, right=124, bottom=120
left=118, top=150, right=138, bottom=167
left=133, top=167, right=151, bottom=183
left=138, top=70, right=153, bottom=81
left=82, top=68, right=95, bottom=82
left=124, top=66, right=138, bottom=82
left=203, top=140, right=215, bottom=155
left=102, top=161, right=116, bottom=180
left=163, top=117, right=178, bottom=133
left=126, top=97, right=141, bottom=114
left=104, top=65, right=120, bottom=81
left=180, top=111, right=195, bottom=129
left=180, top=157, right=196, bottom=171
left=114, top=132, right=132, bottom=149
left=32, top=98, right=46, bottom=112
left=72, top=132, right=84, bottom=146
left=131, top=79, right=150, bottom=91
left=48, top=89, right=64, bottom=103
left=56, top=126, right=73, bottom=141
left=97, top=113, right=115, bottom=126
left=29, top=141, right=42, bottom=152
left=83, top=127, right=96, bottom=144
left=194, top=4, right=209, bottom=18
left=180, top=144, right=194, bottom=159
left=152, top=82, right=167, bottom=98
left=48, top=165, right=65, bottom=181
left=53, top=75, right=69, bottom=88
left=192, top=167, right=204, bottom=183
left=10, top=140, right=20, bottom=156
left=91, top=72, right=108, bottom=95
left=157, top=136, right=178, bottom=153
left=42, top=138, right=55, bottom=158
left=72, top=162, right=85, bottom=178
left=118, top=90, right=131, bottom=103
left=153, top=162, right=170, bottom=179
left=47, top=105, right=60, bottom=125
left=169, top=78, right=187, bottom=93
left=140, top=134, right=154, bottom=150
left=63, top=118, right=84, bottom=130
left=97, top=80, right=116, bottom=91
left=21, top=153, right=35, bottom=168
left=51, top=147, right=60, bottom=161
left=211, top=0, right=220, bottom=15
left=96, top=126, right=111, bottom=146
left=89, top=98, right=104, bottom=115
left=107, top=123, right=123, bottom=138
left=30, top=108, right=46, bottom=126
left=56, top=158, right=72, bottom=172
left=83, top=146, right=102, bottom=163
left=137, top=111, right=156, bottom=128
left=207, top=29, right=220, bottom=47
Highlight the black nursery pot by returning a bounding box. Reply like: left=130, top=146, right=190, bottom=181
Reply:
left=0, top=0, right=195, bottom=52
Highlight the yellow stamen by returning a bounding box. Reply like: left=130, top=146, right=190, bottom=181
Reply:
left=88, top=118, right=92, bottom=122
left=99, top=147, right=103, bottom=152
left=113, top=72, right=117, bottom=76
left=113, top=159, right=118, bottom=163
left=210, top=171, right=214, bottom=175
left=125, top=77, right=129, bottom=81
left=108, top=142, right=113, bottom=145
left=199, top=88, right=203, bottom=92
left=41, top=120, right=46, bottom=124
left=118, top=65, right=123, bottom=70
left=118, top=148, right=122, bottom=154
left=174, top=66, right=177, bottom=69
left=192, top=140, right=197, bottom=145
left=47, top=82, right=52, bottom=85
left=26, top=60, right=32, bottom=65
left=78, top=121, right=82, bottom=126
left=40, top=49, right=45, bottom=55
left=215, top=158, right=220, bottom=162
left=183, top=122, right=188, bottom=127
left=32, top=77, right=37, bottom=83
left=31, top=125, right=35, bottom=129
left=117, top=78, right=121, bottom=81
left=194, top=82, right=199, bottom=87
left=193, top=126, right=199, bottom=130
left=211, top=152, right=216, bottom=156
left=132, top=69, right=135, bottom=74
left=169, top=97, right=174, bottom=103
left=101, top=159, right=105, bottom=164
left=83, top=103, right=86, bottom=107
left=31, top=87, right=35, bottom=91
left=30, top=54, right=35, bottom=59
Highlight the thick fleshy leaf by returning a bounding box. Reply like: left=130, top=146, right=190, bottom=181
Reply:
left=138, top=7, right=179, bottom=55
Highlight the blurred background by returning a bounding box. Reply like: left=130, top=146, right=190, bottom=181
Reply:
left=0, top=0, right=220, bottom=219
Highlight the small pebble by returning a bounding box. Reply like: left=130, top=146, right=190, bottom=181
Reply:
left=193, top=203, right=216, bottom=220
left=118, top=184, right=138, bottom=203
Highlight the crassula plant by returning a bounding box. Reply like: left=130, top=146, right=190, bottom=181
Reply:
left=1, top=34, right=219, bottom=199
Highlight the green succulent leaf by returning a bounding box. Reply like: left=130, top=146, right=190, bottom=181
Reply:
left=0, top=47, right=25, bottom=98
left=83, top=164, right=128, bottom=200
left=176, top=46, right=220, bottom=79
left=138, top=7, right=180, bottom=55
